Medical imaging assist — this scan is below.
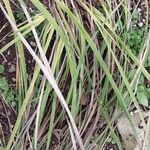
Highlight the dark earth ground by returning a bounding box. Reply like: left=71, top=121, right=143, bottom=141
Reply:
left=0, top=0, right=148, bottom=149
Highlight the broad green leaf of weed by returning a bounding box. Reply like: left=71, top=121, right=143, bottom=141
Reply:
left=137, top=92, right=148, bottom=107
left=0, top=77, right=9, bottom=91
left=0, top=65, right=4, bottom=74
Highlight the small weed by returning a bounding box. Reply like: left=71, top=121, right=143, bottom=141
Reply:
left=0, top=65, right=17, bottom=106
left=14, top=9, right=43, bottom=38
left=118, top=9, right=145, bottom=55
left=123, top=27, right=144, bottom=55
left=137, top=85, right=150, bottom=107
left=107, top=136, right=116, bottom=145
left=131, top=10, right=139, bottom=25
left=15, top=11, right=26, bottom=23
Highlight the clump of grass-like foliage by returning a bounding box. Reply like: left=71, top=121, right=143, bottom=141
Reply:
left=0, top=0, right=150, bottom=149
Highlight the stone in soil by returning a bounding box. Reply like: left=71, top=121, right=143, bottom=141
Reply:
left=8, top=64, right=16, bottom=73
